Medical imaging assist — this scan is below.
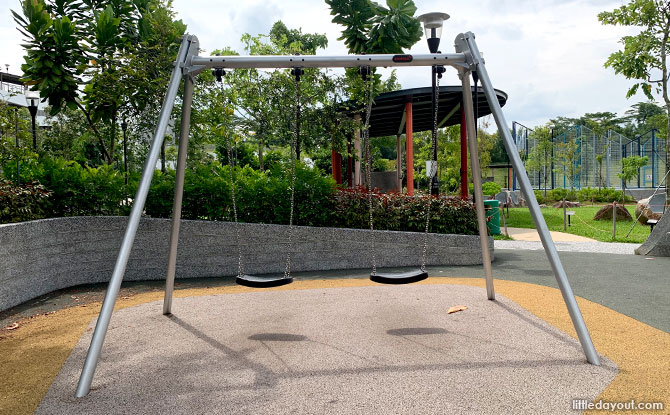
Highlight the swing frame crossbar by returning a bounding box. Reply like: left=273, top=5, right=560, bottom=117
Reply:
left=74, top=32, right=600, bottom=398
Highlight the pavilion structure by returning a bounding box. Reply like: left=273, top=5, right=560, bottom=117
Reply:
left=334, top=85, right=507, bottom=198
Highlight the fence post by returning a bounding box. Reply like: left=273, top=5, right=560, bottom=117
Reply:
left=563, top=198, right=567, bottom=231
left=612, top=202, right=625, bottom=240
left=637, top=134, right=642, bottom=188
left=606, top=130, right=611, bottom=188
left=621, top=144, right=626, bottom=189
left=652, top=129, right=656, bottom=188
left=551, top=128, right=555, bottom=189
left=593, top=131, right=597, bottom=188
left=512, top=122, right=517, bottom=191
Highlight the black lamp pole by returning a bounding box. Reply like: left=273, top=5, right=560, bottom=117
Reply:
left=419, top=12, right=450, bottom=196
left=15, top=107, right=20, bottom=185
left=28, top=102, right=38, bottom=151
left=122, top=119, right=128, bottom=184
left=431, top=65, right=439, bottom=196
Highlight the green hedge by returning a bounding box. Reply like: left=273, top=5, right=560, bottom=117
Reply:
left=2, top=158, right=479, bottom=235
left=20, top=157, right=131, bottom=216
left=536, top=187, right=633, bottom=203
left=0, top=180, right=51, bottom=223
left=332, top=188, right=478, bottom=235
left=482, top=182, right=502, bottom=197
left=146, top=163, right=338, bottom=226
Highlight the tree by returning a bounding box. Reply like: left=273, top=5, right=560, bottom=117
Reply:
left=595, top=145, right=610, bottom=191
left=582, top=113, right=617, bottom=190
left=119, top=1, right=186, bottom=171
left=13, top=0, right=185, bottom=165
left=326, top=0, right=420, bottom=101
left=599, top=0, right=670, bottom=199
left=555, top=140, right=581, bottom=191
left=224, top=27, right=332, bottom=163
left=490, top=132, right=510, bottom=165
left=525, top=125, right=553, bottom=197
left=618, top=155, right=649, bottom=201
left=0, top=102, right=33, bottom=182
left=623, top=101, right=665, bottom=126
left=326, top=0, right=422, bottom=55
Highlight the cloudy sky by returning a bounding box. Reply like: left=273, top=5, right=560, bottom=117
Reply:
left=0, top=0, right=655, bottom=129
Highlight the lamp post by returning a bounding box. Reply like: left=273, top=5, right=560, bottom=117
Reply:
left=418, top=12, right=449, bottom=196
left=15, top=107, right=20, bottom=185
left=121, top=119, right=128, bottom=184
left=25, top=90, right=39, bottom=151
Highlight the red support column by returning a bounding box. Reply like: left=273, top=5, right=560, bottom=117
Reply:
left=460, top=108, right=469, bottom=199
left=346, top=138, right=353, bottom=187
left=331, top=149, right=342, bottom=184
left=405, top=102, right=415, bottom=196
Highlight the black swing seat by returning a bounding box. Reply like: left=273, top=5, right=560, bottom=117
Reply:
left=236, top=274, right=293, bottom=288
left=370, top=269, right=428, bottom=285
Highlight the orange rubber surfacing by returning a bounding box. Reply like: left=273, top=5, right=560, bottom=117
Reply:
left=0, top=277, right=668, bottom=415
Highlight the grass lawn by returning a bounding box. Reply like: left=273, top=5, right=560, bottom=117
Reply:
left=502, top=204, right=652, bottom=243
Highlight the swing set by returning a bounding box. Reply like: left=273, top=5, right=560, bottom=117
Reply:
left=74, top=22, right=601, bottom=398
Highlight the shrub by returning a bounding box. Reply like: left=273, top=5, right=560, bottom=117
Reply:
left=332, top=187, right=478, bottom=235
left=577, top=187, right=597, bottom=203
left=3, top=157, right=479, bottom=235
left=32, top=157, right=129, bottom=216
left=146, top=162, right=338, bottom=226
left=0, top=180, right=51, bottom=223
left=534, top=190, right=546, bottom=205
left=145, top=165, right=478, bottom=235
left=482, top=181, right=501, bottom=196
left=549, top=188, right=568, bottom=201
left=539, top=187, right=633, bottom=203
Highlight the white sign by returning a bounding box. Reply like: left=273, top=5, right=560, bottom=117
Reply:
left=426, top=160, right=437, bottom=178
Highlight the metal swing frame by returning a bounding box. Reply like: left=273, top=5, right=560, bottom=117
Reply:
left=74, top=32, right=600, bottom=398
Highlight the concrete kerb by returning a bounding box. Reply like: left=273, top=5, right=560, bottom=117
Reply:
left=0, top=217, right=494, bottom=311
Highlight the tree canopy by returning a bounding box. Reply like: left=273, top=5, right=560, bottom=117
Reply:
left=599, top=0, right=670, bottom=197
left=12, top=0, right=186, bottom=164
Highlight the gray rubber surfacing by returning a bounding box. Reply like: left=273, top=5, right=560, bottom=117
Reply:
left=38, top=285, right=616, bottom=415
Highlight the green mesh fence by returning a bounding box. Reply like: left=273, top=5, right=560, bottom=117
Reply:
left=512, top=123, right=667, bottom=190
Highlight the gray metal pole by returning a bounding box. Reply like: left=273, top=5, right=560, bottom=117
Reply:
left=190, top=53, right=465, bottom=71
left=75, top=35, right=196, bottom=398
left=460, top=69, right=495, bottom=300
left=163, top=74, right=195, bottom=315
left=457, top=32, right=600, bottom=365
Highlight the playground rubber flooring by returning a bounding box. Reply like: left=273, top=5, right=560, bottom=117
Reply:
left=1, top=249, right=669, bottom=414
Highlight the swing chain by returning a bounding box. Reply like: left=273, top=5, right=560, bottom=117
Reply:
left=284, top=69, right=302, bottom=279
left=361, top=67, right=376, bottom=276
left=227, top=138, right=244, bottom=278
left=218, top=78, right=244, bottom=278
left=421, top=70, right=440, bottom=271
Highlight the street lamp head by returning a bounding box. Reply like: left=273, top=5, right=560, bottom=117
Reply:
left=25, top=89, right=40, bottom=108
left=121, top=119, right=128, bottom=131
left=417, top=12, right=450, bottom=53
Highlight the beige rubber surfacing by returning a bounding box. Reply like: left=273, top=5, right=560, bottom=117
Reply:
left=37, top=284, right=616, bottom=415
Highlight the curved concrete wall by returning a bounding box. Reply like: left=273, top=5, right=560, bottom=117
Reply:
left=0, top=217, right=493, bottom=311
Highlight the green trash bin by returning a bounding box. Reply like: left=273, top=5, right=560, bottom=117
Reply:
left=483, top=200, right=500, bottom=235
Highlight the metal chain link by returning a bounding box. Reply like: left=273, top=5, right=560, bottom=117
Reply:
left=221, top=81, right=244, bottom=278
left=284, top=76, right=300, bottom=279
left=227, top=138, right=244, bottom=277
left=362, top=72, right=377, bottom=276
left=421, top=72, right=440, bottom=271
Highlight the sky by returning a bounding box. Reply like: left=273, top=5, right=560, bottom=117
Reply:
left=0, top=0, right=656, bottom=130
